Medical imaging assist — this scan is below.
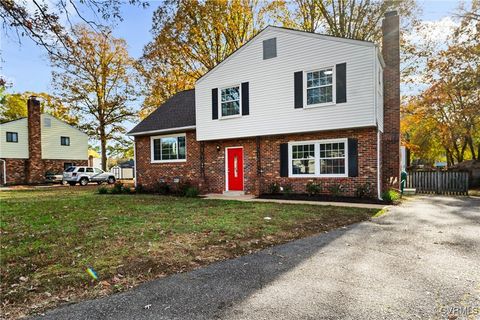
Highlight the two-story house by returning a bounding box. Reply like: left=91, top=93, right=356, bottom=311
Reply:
left=129, top=12, right=400, bottom=199
left=0, top=97, right=88, bottom=184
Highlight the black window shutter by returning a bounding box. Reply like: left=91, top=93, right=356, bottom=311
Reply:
left=241, top=82, right=249, bottom=115
left=336, top=63, right=347, bottom=103
left=348, top=138, right=358, bottom=177
left=212, top=88, right=218, bottom=119
left=280, top=143, right=289, bottom=177
left=294, top=71, right=303, bottom=108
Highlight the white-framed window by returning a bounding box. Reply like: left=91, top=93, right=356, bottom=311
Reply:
left=289, top=138, right=348, bottom=177
left=220, top=85, right=241, bottom=117
left=291, top=144, right=316, bottom=175
left=150, top=133, right=186, bottom=163
left=305, top=67, right=334, bottom=106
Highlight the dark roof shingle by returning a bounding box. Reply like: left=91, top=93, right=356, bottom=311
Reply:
left=128, top=89, right=195, bottom=135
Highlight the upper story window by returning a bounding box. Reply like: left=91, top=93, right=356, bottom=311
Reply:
left=44, top=118, right=51, bottom=127
left=151, top=133, right=186, bottom=163
left=61, top=136, right=70, bottom=146
left=6, top=132, right=18, bottom=143
left=220, top=86, right=241, bottom=117
left=289, top=138, right=347, bottom=177
left=306, top=68, right=333, bottom=106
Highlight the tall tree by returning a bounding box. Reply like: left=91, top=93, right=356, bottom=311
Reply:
left=276, top=0, right=418, bottom=42
left=51, top=25, right=138, bottom=170
left=401, top=1, right=480, bottom=165
left=0, top=91, right=78, bottom=124
left=140, top=0, right=284, bottom=116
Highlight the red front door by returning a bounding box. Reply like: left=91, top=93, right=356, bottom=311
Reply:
left=227, top=147, right=244, bottom=191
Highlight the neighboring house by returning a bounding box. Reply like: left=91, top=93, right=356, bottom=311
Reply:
left=0, top=97, right=88, bottom=185
left=129, top=12, right=401, bottom=198
left=88, top=149, right=102, bottom=168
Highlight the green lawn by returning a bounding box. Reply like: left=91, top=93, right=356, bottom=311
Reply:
left=0, top=187, right=378, bottom=318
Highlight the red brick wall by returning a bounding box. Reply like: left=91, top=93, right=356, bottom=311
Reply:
left=135, top=127, right=380, bottom=197
left=382, top=12, right=401, bottom=189
left=1, top=159, right=27, bottom=185
left=0, top=158, right=88, bottom=185
left=135, top=131, right=204, bottom=190
left=259, top=127, right=379, bottom=197
left=43, top=159, right=88, bottom=174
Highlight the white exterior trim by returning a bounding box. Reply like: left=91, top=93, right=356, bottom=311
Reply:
left=150, top=133, right=187, bottom=164
left=288, top=138, right=349, bottom=178
left=303, top=66, right=336, bottom=109
left=133, top=140, right=137, bottom=187
left=219, top=84, right=242, bottom=119
left=129, top=126, right=196, bottom=137
left=225, top=146, right=244, bottom=191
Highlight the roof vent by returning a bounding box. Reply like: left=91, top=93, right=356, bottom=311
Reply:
left=263, top=38, right=277, bottom=60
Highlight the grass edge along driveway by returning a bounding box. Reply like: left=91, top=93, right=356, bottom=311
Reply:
left=0, top=188, right=379, bottom=319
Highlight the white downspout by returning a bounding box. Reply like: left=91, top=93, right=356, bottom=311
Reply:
left=0, top=159, right=6, bottom=185
left=133, top=139, right=137, bottom=188
left=377, top=130, right=382, bottom=200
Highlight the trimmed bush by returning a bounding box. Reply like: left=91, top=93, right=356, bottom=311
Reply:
left=135, top=184, right=148, bottom=194
left=97, top=186, right=109, bottom=194
left=267, top=182, right=281, bottom=194
left=355, top=182, right=374, bottom=198
left=110, top=182, right=123, bottom=194
left=282, top=183, right=293, bottom=195
left=153, top=181, right=171, bottom=195
left=381, top=189, right=400, bottom=203
left=306, top=182, right=321, bottom=196
left=328, top=183, right=344, bottom=197
left=185, top=186, right=199, bottom=198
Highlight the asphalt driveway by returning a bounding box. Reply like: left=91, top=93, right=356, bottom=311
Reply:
left=34, top=196, right=480, bottom=320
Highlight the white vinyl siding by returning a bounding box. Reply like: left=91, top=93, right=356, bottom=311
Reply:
left=196, top=27, right=381, bottom=141
left=41, top=115, right=88, bottom=160
left=0, top=118, right=29, bottom=159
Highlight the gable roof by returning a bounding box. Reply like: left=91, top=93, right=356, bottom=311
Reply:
left=128, top=89, right=196, bottom=136
left=196, top=25, right=376, bottom=84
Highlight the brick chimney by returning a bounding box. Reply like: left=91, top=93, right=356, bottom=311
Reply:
left=382, top=11, right=401, bottom=189
left=26, top=96, right=44, bottom=184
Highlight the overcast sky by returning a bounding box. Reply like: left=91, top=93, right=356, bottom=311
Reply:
left=0, top=0, right=465, bottom=96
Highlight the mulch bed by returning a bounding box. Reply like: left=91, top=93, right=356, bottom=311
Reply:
left=259, top=193, right=390, bottom=205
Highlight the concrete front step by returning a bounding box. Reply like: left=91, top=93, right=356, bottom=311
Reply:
left=222, top=191, right=245, bottom=196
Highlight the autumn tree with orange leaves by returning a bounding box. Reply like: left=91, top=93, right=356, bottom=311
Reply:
left=401, top=1, right=480, bottom=166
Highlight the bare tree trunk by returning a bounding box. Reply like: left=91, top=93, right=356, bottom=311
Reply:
left=467, top=136, right=477, bottom=160
left=100, top=126, right=107, bottom=171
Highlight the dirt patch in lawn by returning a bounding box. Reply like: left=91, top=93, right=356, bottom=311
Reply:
left=0, top=188, right=379, bottom=319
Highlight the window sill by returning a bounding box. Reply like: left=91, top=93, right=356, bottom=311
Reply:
left=219, top=114, right=242, bottom=120
left=151, top=159, right=187, bottom=164
left=288, top=174, right=348, bottom=178
left=304, top=102, right=336, bottom=109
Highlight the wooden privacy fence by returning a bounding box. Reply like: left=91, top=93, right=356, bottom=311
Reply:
left=406, top=171, right=469, bottom=195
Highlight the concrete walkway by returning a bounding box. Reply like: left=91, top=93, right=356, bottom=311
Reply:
left=33, top=196, right=480, bottom=320
left=204, top=193, right=387, bottom=209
